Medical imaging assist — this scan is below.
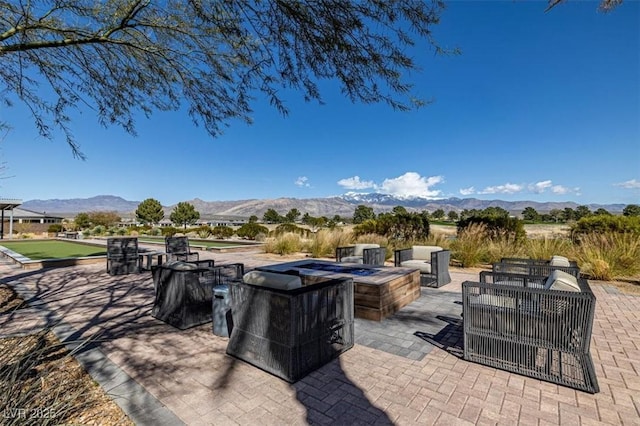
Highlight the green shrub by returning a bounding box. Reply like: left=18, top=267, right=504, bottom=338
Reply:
left=148, top=227, right=162, bottom=236
left=161, top=226, right=178, bottom=237
left=212, top=226, right=234, bottom=239
left=48, top=224, right=63, bottom=233
left=274, top=223, right=310, bottom=237
left=193, top=225, right=212, bottom=239
left=457, top=215, right=526, bottom=241
left=116, top=227, right=127, bottom=236
left=92, top=225, right=105, bottom=236
left=236, top=223, right=269, bottom=240
left=571, top=215, right=640, bottom=238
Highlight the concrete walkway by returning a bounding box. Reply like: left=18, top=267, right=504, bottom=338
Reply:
left=1, top=248, right=639, bottom=425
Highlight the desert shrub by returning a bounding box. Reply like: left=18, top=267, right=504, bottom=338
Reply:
left=161, top=226, right=178, bottom=237
left=352, top=219, right=380, bottom=237
left=236, top=223, right=269, bottom=240
left=523, top=237, right=573, bottom=261
left=146, top=227, right=161, bottom=236
left=450, top=223, right=490, bottom=267
left=82, top=230, right=92, bottom=238
left=571, top=215, right=640, bottom=238
left=570, top=232, right=640, bottom=280
left=192, top=225, right=212, bottom=239
left=274, top=223, right=310, bottom=237
left=264, top=232, right=303, bottom=255
left=212, top=226, right=234, bottom=239
left=92, top=225, right=105, bottom=236
left=457, top=215, right=526, bottom=241
left=116, top=228, right=127, bottom=236
left=0, top=331, right=131, bottom=426
left=483, top=235, right=524, bottom=264
left=47, top=224, right=63, bottom=233
left=308, top=229, right=336, bottom=258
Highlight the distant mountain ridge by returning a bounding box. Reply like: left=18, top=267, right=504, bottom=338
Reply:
left=20, top=194, right=627, bottom=218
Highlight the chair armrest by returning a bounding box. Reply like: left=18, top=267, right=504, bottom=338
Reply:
left=394, top=248, right=412, bottom=266
left=362, top=247, right=386, bottom=266
left=430, top=250, right=451, bottom=286
left=335, top=246, right=355, bottom=262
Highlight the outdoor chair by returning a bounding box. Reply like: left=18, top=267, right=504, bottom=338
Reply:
left=493, top=255, right=580, bottom=277
left=224, top=270, right=354, bottom=382
left=394, top=245, right=451, bottom=287
left=462, top=269, right=599, bottom=393
left=151, top=261, right=222, bottom=329
left=165, top=236, right=201, bottom=263
left=335, top=243, right=386, bottom=265
left=106, top=237, right=141, bottom=275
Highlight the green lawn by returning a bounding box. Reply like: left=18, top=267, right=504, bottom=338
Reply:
left=0, top=240, right=106, bottom=260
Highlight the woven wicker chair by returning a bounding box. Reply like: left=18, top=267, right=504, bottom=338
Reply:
left=394, top=245, right=451, bottom=287
left=165, top=236, right=200, bottom=263
left=493, top=255, right=580, bottom=277
left=462, top=271, right=598, bottom=393
left=224, top=270, right=354, bottom=382
left=335, top=243, right=386, bottom=265
left=106, top=237, right=140, bottom=275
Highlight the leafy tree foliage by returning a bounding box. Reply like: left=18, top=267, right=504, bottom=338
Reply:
left=594, top=208, right=611, bottom=216
left=248, top=215, right=259, bottom=223
left=354, top=210, right=430, bottom=241
left=169, top=202, right=200, bottom=229
left=447, top=210, right=459, bottom=222
left=284, top=208, right=301, bottom=223
left=88, top=211, right=121, bottom=227
left=575, top=205, right=592, bottom=220
left=392, top=206, right=408, bottom=215
left=262, top=208, right=283, bottom=224
left=521, top=207, right=540, bottom=222
left=74, top=212, right=91, bottom=230
left=562, top=207, right=576, bottom=222
left=549, top=209, right=564, bottom=223
left=623, top=204, right=640, bottom=217
left=431, top=209, right=445, bottom=220
left=457, top=214, right=526, bottom=241
left=353, top=205, right=376, bottom=224
left=0, top=1, right=453, bottom=157
left=135, top=198, right=164, bottom=225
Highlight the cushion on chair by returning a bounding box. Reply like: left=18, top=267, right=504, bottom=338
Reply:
left=243, top=271, right=303, bottom=290
left=353, top=244, right=380, bottom=256
left=469, top=294, right=517, bottom=309
left=164, top=261, right=199, bottom=271
left=411, top=246, right=443, bottom=261
left=550, top=255, right=571, bottom=267
left=544, top=270, right=581, bottom=292
left=340, top=256, right=364, bottom=264
left=400, top=260, right=432, bottom=274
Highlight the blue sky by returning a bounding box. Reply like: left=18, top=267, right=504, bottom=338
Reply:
left=1, top=1, right=639, bottom=206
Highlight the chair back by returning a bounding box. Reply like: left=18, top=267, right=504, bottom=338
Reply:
left=166, top=236, right=191, bottom=255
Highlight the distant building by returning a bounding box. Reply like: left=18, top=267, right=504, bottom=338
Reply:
left=10, top=207, right=64, bottom=224
left=1, top=207, right=64, bottom=238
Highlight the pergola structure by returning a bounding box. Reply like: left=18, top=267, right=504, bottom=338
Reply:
left=0, top=198, right=22, bottom=239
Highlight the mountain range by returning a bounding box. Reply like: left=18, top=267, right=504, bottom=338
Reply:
left=19, top=194, right=627, bottom=218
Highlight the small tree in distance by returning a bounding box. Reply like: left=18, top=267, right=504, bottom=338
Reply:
left=170, top=202, right=200, bottom=229
left=136, top=198, right=164, bottom=225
